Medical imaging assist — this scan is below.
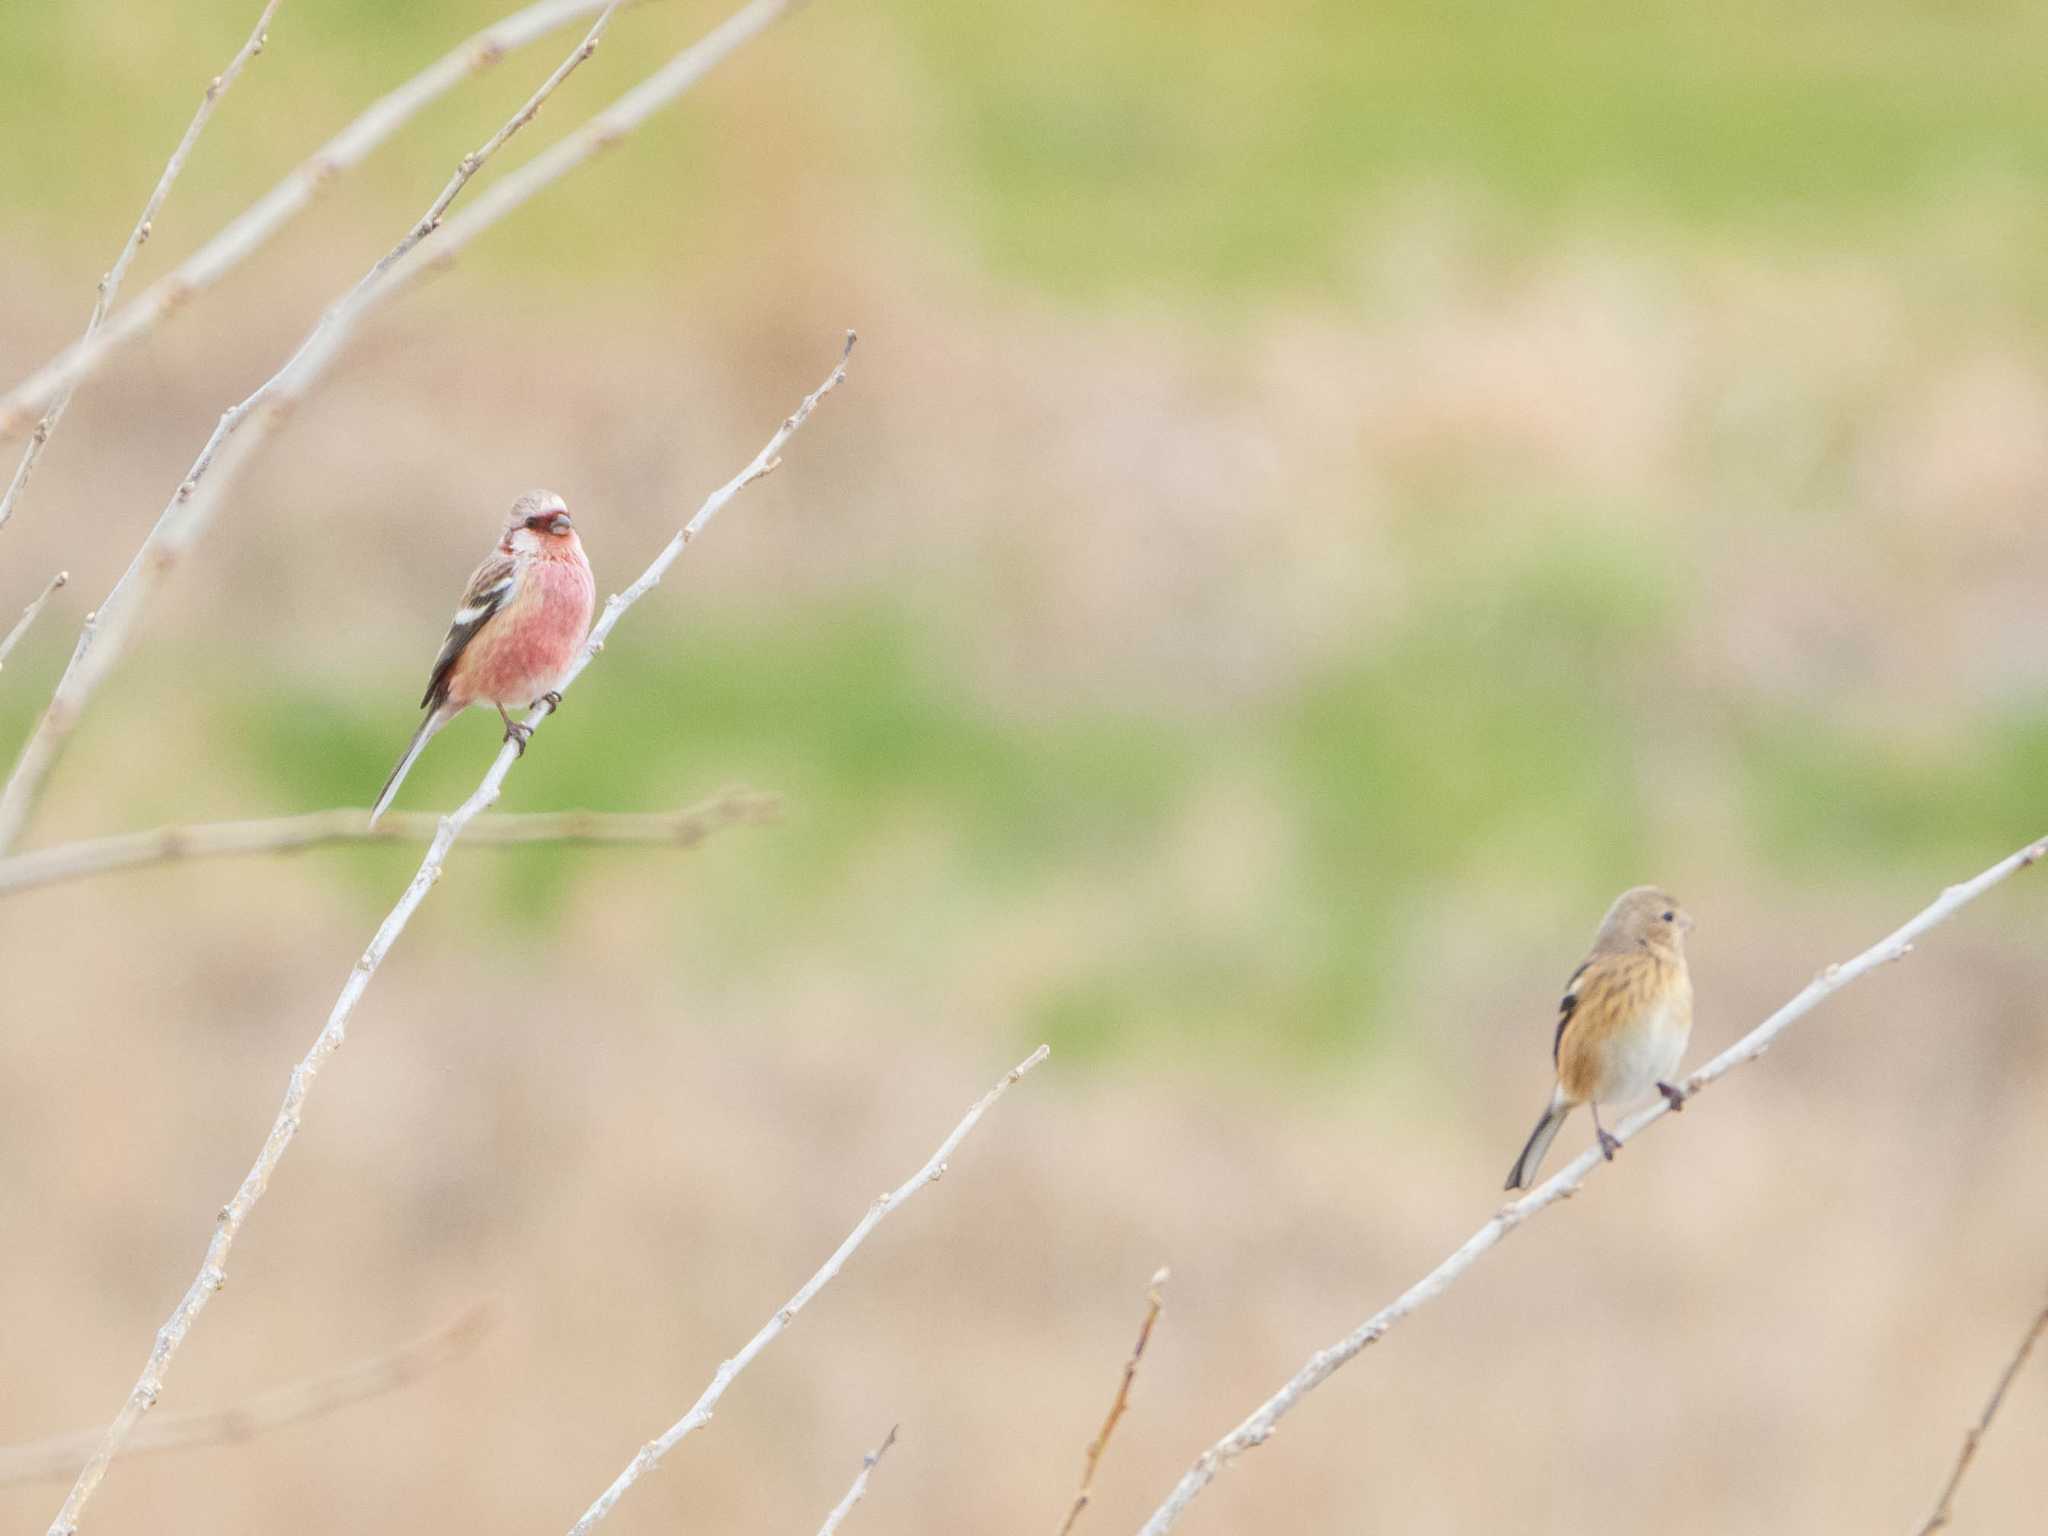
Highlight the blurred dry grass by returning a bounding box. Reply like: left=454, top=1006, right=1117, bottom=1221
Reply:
left=3, top=1, right=2048, bottom=1532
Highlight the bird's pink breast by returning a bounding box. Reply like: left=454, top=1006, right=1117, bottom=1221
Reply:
left=446, top=553, right=595, bottom=708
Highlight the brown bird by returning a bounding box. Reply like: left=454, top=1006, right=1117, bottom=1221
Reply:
left=1504, top=886, right=1695, bottom=1191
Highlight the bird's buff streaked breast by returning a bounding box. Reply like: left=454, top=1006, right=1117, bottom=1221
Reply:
left=1558, top=953, right=1691, bottom=1107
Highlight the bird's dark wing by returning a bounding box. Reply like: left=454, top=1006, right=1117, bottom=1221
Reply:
left=420, top=553, right=517, bottom=709
left=1551, top=960, right=1589, bottom=1065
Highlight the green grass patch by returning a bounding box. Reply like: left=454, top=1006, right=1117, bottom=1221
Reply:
left=8, top=3, right=2048, bottom=304
left=13, top=584, right=2045, bottom=1068
left=884, top=0, right=2048, bottom=301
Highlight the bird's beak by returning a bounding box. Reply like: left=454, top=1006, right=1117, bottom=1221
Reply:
left=547, top=513, right=573, bottom=535
left=1679, top=911, right=1696, bottom=932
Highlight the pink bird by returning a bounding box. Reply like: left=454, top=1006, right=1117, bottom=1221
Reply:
left=370, top=489, right=596, bottom=826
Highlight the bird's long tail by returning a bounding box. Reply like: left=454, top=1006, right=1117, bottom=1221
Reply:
left=369, top=707, right=449, bottom=828
left=1505, top=1092, right=1571, bottom=1191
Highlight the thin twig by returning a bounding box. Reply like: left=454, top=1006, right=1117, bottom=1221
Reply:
left=1058, top=1270, right=1168, bottom=1536
left=1914, top=1291, right=2048, bottom=1535
left=0, top=1302, right=497, bottom=1486
left=0, top=0, right=641, bottom=440
left=0, top=0, right=620, bottom=850
left=815, top=1426, right=899, bottom=1536
left=565, top=1045, right=1048, bottom=1536
left=0, top=572, right=68, bottom=672
left=0, top=791, right=776, bottom=898
left=0, top=2, right=285, bottom=534
left=362, top=1, right=620, bottom=293
left=37, top=335, right=853, bottom=1536
left=1132, top=836, right=2048, bottom=1536
left=553, top=330, right=855, bottom=712
left=0, top=0, right=804, bottom=857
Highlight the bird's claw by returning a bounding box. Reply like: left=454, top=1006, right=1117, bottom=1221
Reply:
left=1657, top=1081, right=1686, bottom=1112
left=536, top=690, right=563, bottom=716
left=503, top=721, right=533, bottom=756
left=1596, top=1129, right=1622, bottom=1161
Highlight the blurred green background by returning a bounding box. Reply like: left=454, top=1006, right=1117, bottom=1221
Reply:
left=2, top=4, right=2046, bottom=1533
left=11, top=2, right=2048, bottom=296
left=5, top=0, right=2045, bottom=1068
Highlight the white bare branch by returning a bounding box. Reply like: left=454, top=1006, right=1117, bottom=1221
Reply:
left=566, top=1045, right=1049, bottom=1536
left=359, top=0, right=626, bottom=297
left=815, top=1427, right=899, bottom=1536
left=0, top=0, right=804, bottom=857
left=0, top=1, right=285, bottom=534
left=0, top=1302, right=496, bottom=1486
left=0, top=790, right=776, bottom=898
left=561, top=329, right=855, bottom=699
left=1914, top=1289, right=2048, bottom=1534
left=1132, top=835, right=2048, bottom=1536
left=38, top=333, right=852, bottom=1536
left=0, top=572, right=68, bottom=672
left=0, top=0, right=638, bottom=441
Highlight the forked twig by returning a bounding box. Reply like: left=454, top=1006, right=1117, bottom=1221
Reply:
left=0, top=2, right=285, bottom=534
left=38, top=334, right=852, bottom=1536
left=0, top=0, right=805, bottom=857
left=0, top=0, right=639, bottom=441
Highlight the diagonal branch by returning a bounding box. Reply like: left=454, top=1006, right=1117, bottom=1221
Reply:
left=0, top=0, right=641, bottom=442
left=0, top=1302, right=496, bottom=1486
left=1058, top=1270, right=1168, bottom=1536
left=0, top=572, right=68, bottom=672
left=0, top=0, right=804, bottom=858
left=38, top=333, right=853, bottom=1536
left=358, top=0, right=625, bottom=299
left=1132, top=834, right=2048, bottom=1536
left=566, top=1044, right=1048, bottom=1536
left=0, top=1, right=285, bottom=535
left=815, top=1427, right=899, bottom=1536
left=1914, top=1290, right=2048, bottom=1534
left=0, top=791, right=776, bottom=898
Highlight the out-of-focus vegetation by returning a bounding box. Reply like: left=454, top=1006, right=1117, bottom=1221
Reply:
left=901, top=0, right=2048, bottom=298
left=11, top=2, right=2048, bottom=301
left=5, top=6, right=2048, bottom=1535
left=1, top=4, right=2044, bottom=1066
left=10, top=574, right=2042, bottom=1068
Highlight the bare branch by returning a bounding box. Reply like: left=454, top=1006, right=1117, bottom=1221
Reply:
left=0, top=791, right=775, bottom=898
left=566, top=330, right=855, bottom=692
left=0, top=0, right=637, bottom=440
left=0, top=0, right=805, bottom=857
left=37, top=335, right=852, bottom=1536
left=566, top=1045, right=1049, bottom=1536
left=0, top=1302, right=497, bottom=1487
left=1133, top=835, right=2048, bottom=1536
left=1914, top=1291, right=2048, bottom=1535
left=0, top=572, right=68, bottom=672
left=363, top=1, right=620, bottom=293
left=815, top=1427, right=899, bottom=1536
left=0, top=2, right=285, bottom=534
left=1058, top=1270, right=1168, bottom=1536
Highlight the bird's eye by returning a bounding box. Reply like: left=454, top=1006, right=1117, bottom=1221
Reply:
left=1661, top=910, right=1675, bottom=922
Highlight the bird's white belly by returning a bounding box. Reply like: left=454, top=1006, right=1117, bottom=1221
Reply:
left=1596, top=998, right=1690, bottom=1105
